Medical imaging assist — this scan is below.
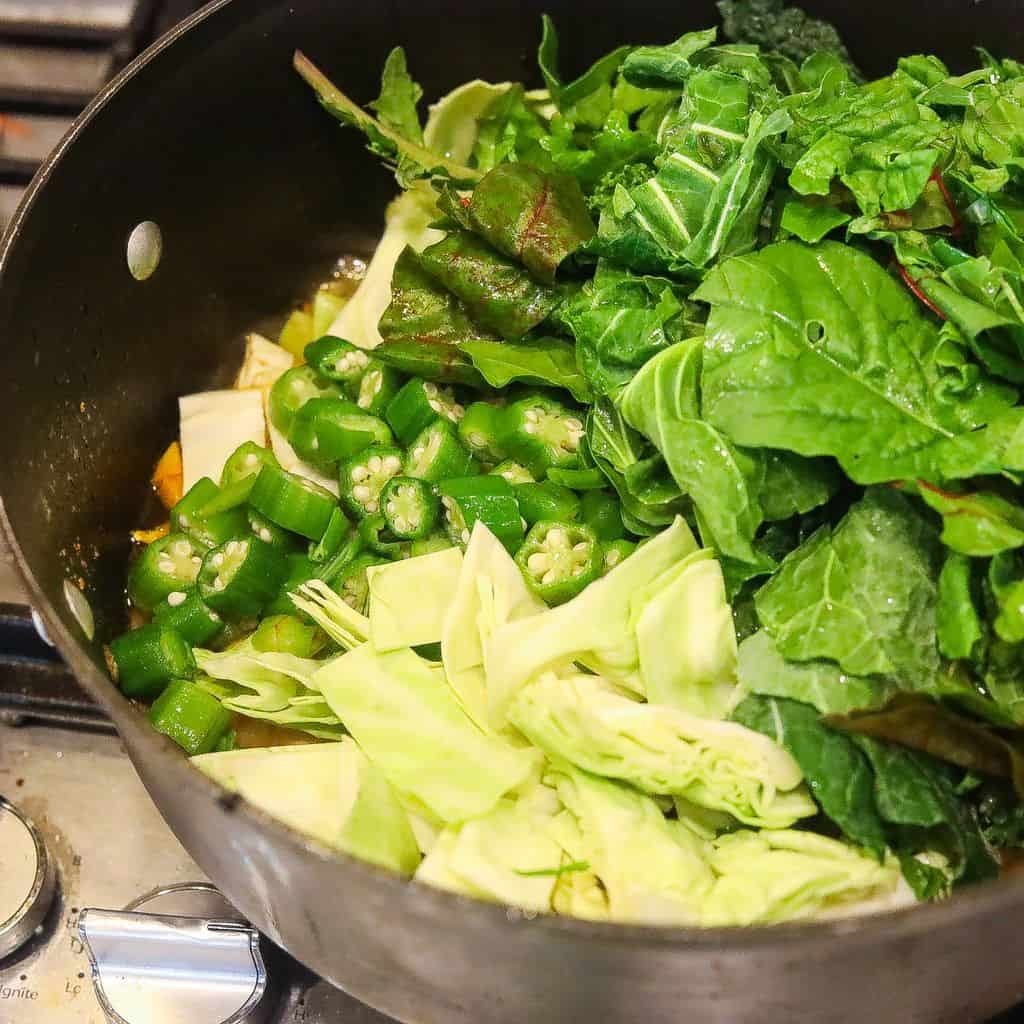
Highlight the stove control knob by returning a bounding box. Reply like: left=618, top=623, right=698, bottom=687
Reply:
left=0, top=797, right=56, bottom=960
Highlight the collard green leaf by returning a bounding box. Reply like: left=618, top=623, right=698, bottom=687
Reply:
left=917, top=481, right=1024, bottom=556
left=618, top=338, right=764, bottom=561
left=936, top=553, right=983, bottom=660
left=694, top=241, right=1017, bottom=484
left=417, top=231, right=561, bottom=341
left=460, top=337, right=591, bottom=401
left=738, top=630, right=897, bottom=714
left=558, top=261, right=702, bottom=395
left=755, top=488, right=943, bottom=683
left=462, top=163, right=596, bottom=284
left=826, top=694, right=1024, bottom=797
left=731, top=695, right=887, bottom=858
left=621, top=28, right=718, bottom=90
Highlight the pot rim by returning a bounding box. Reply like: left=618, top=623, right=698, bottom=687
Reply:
left=2, top=0, right=1022, bottom=959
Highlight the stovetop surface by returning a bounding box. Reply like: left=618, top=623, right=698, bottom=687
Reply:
left=0, top=719, right=397, bottom=1024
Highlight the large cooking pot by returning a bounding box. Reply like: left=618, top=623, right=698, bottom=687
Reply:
left=4, top=2, right=1024, bottom=1020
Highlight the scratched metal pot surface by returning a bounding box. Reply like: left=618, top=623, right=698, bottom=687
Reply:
left=3, top=2, right=1024, bottom=1021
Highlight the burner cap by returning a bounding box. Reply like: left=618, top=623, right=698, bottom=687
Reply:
left=0, top=797, right=55, bottom=961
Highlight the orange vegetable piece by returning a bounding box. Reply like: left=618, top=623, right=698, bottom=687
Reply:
left=152, top=442, right=183, bottom=510
left=131, top=523, right=170, bottom=545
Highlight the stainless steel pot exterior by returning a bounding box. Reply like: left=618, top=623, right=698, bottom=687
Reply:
left=4, top=2, right=1024, bottom=1021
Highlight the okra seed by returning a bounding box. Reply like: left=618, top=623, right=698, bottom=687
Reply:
left=157, top=558, right=174, bottom=574
left=573, top=542, right=589, bottom=554
left=167, top=591, right=187, bottom=607
left=547, top=528, right=567, bottom=547
left=527, top=553, right=551, bottom=572
left=226, top=541, right=241, bottom=556
left=412, top=447, right=425, bottom=460
left=423, top=382, right=438, bottom=397
left=352, top=485, right=371, bottom=502
left=541, top=569, right=558, bottom=585
left=367, top=456, right=383, bottom=473
left=566, top=418, right=584, bottom=431
left=258, top=528, right=273, bottom=544
left=210, top=611, right=222, bottom=623
left=441, top=497, right=454, bottom=511
left=386, top=500, right=398, bottom=516
left=366, top=500, right=380, bottom=513
left=211, top=553, right=225, bottom=568
left=191, top=556, right=202, bottom=567
left=452, top=404, right=466, bottom=419
left=213, top=577, right=226, bottom=591
left=468, top=431, right=485, bottom=448
left=383, top=456, right=401, bottom=473
left=572, top=565, right=585, bottom=577
left=394, top=516, right=409, bottom=532
left=523, top=423, right=537, bottom=435
left=172, top=540, right=191, bottom=556
left=351, top=466, right=369, bottom=483
left=524, top=409, right=539, bottom=423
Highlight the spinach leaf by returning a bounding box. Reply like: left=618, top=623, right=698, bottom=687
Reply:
left=917, top=480, right=1024, bottom=556
left=417, top=231, right=561, bottom=341
left=459, top=337, right=591, bottom=401
left=936, top=553, right=983, bottom=660
left=960, top=78, right=1024, bottom=171
left=759, top=451, right=841, bottom=521
left=987, top=551, right=1024, bottom=644
left=732, top=695, right=887, bottom=857
left=755, top=488, right=944, bottom=682
left=738, top=630, right=897, bottom=714
left=826, top=694, right=1024, bottom=797
left=620, top=28, right=718, bottom=90
left=694, top=241, right=1017, bottom=484
left=471, top=87, right=555, bottom=175
left=557, top=261, right=702, bottom=395
left=618, top=338, right=764, bottom=561
left=462, top=163, right=596, bottom=284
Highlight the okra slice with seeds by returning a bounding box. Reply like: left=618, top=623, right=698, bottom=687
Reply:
left=515, top=521, right=602, bottom=605
left=499, top=396, right=585, bottom=477
left=289, top=397, right=393, bottom=465
left=458, top=402, right=508, bottom=463
left=437, top=475, right=524, bottom=553
left=490, top=460, right=535, bottom=485
left=221, top=442, right=279, bottom=488
left=385, top=378, right=465, bottom=445
left=128, top=532, right=204, bottom=611
left=268, top=365, right=343, bottom=436
left=357, top=515, right=411, bottom=559
left=198, top=537, right=289, bottom=619
left=304, top=336, right=373, bottom=394
left=357, top=364, right=405, bottom=416
left=333, top=553, right=389, bottom=614
left=600, top=538, right=637, bottom=575
left=340, top=445, right=404, bottom=520
left=381, top=476, right=440, bottom=540
left=153, top=589, right=224, bottom=647
left=249, top=464, right=339, bottom=540
left=404, top=420, right=477, bottom=484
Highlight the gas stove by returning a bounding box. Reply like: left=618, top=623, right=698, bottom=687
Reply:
left=0, top=605, right=396, bottom=1024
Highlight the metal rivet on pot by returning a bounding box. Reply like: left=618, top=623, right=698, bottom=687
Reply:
left=126, top=220, right=162, bottom=281
left=63, top=579, right=95, bottom=641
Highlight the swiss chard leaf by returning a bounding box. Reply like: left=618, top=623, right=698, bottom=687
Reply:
left=827, top=694, right=1024, bottom=797
left=557, top=261, right=702, bottom=396
left=618, top=338, right=764, bottom=561
left=459, top=337, right=591, bottom=401
left=754, top=488, right=944, bottom=683
left=461, top=163, right=596, bottom=284
left=694, top=240, right=1017, bottom=484
left=758, top=450, right=841, bottom=521
left=416, top=231, right=561, bottom=341
left=779, top=195, right=852, bottom=243
left=916, top=480, right=1024, bottom=556
left=731, top=694, right=887, bottom=858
